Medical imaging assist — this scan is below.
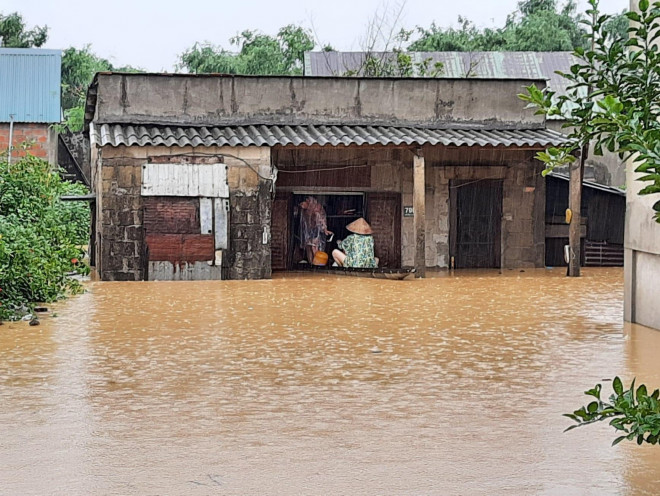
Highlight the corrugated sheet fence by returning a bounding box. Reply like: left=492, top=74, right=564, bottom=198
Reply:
left=0, top=48, right=61, bottom=123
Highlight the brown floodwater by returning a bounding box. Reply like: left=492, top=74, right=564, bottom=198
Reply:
left=1, top=268, right=659, bottom=495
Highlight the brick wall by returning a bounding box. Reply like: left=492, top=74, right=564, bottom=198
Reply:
left=0, top=123, right=55, bottom=162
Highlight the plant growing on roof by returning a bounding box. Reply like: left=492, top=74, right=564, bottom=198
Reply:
left=520, top=0, right=660, bottom=222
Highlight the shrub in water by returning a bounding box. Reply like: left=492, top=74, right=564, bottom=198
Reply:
left=0, top=154, right=90, bottom=320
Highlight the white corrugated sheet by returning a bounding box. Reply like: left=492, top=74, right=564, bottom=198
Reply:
left=141, top=163, right=229, bottom=197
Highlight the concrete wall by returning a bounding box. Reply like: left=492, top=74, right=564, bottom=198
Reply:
left=0, top=122, right=57, bottom=165
left=94, top=144, right=272, bottom=281
left=624, top=158, right=660, bottom=328
left=92, top=74, right=546, bottom=130
left=624, top=0, right=660, bottom=330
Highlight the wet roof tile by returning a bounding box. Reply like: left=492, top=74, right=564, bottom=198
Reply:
left=94, top=124, right=568, bottom=149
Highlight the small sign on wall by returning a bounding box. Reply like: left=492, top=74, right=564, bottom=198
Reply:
left=403, top=206, right=414, bottom=217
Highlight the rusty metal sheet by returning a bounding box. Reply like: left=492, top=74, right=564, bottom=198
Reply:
left=145, top=234, right=215, bottom=262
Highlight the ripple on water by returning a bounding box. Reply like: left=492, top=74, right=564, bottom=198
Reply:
left=2, top=268, right=659, bottom=495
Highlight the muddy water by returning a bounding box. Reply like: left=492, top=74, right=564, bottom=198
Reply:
left=1, top=268, right=659, bottom=495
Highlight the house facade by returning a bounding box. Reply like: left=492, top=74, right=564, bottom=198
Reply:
left=305, top=50, right=626, bottom=187
left=0, top=48, right=61, bottom=164
left=85, top=73, right=566, bottom=281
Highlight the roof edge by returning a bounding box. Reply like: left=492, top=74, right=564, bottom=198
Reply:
left=93, top=71, right=549, bottom=83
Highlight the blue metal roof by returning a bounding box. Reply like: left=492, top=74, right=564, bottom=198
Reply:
left=0, top=48, right=61, bottom=123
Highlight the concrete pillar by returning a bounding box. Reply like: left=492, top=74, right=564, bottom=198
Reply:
left=413, top=153, right=426, bottom=278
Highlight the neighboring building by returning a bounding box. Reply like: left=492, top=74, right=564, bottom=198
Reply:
left=305, top=51, right=626, bottom=187
left=85, top=73, right=567, bottom=281
left=545, top=173, right=625, bottom=267
left=0, top=48, right=61, bottom=164
left=625, top=0, right=660, bottom=330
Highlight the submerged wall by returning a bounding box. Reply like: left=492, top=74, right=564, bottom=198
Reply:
left=95, top=144, right=272, bottom=281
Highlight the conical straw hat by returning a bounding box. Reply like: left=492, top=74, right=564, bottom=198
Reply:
left=346, top=217, right=373, bottom=235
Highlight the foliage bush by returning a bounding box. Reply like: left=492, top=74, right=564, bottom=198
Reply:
left=566, top=377, right=660, bottom=446
left=0, top=154, right=90, bottom=320
left=520, top=0, right=660, bottom=222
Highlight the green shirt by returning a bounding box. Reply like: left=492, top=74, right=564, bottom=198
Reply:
left=340, top=234, right=377, bottom=268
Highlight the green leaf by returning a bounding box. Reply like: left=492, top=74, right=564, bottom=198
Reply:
left=637, top=384, right=648, bottom=402
left=640, top=0, right=650, bottom=12
left=612, top=435, right=627, bottom=446
left=613, top=377, right=624, bottom=396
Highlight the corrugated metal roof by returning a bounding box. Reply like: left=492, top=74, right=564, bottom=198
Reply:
left=94, top=123, right=568, bottom=148
left=547, top=172, right=626, bottom=196
left=0, top=48, right=61, bottom=123
left=304, top=51, right=576, bottom=97
left=305, top=51, right=579, bottom=121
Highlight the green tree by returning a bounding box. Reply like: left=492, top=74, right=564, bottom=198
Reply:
left=409, top=0, right=588, bottom=52
left=409, top=18, right=506, bottom=52
left=503, top=1, right=587, bottom=51
left=178, top=25, right=314, bottom=75
left=0, top=12, right=47, bottom=48
left=520, top=0, right=660, bottom=222
left=59, top=46, right=141, bottom=132
left=603, top=10, right=630, bottom=43
left=61, top=46, right=113, bottom=110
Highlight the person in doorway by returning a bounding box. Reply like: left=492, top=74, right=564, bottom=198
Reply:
left=332, top=218, right=378, bottom=268
left=299, top=196, right=333, bottom=264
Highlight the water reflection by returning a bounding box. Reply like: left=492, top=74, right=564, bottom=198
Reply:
left=1, top=268, right=658, bottom=495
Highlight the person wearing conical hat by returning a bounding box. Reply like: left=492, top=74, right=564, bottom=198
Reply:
left=332, top=218, right=378, bottom=268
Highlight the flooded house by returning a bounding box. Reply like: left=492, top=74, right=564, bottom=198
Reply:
left=84, top=73, right=567, bottom=280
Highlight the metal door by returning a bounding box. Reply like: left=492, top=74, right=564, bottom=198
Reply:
left=451, top=179, right=502, bottom=269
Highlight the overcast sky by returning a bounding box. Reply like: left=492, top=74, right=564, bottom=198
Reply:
left=4, top=0, right=627, bottom=71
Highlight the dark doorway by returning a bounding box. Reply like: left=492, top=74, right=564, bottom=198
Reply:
left=450, top=179, right=503, bottom=268
left=270, top=192, right=402, bottom=270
